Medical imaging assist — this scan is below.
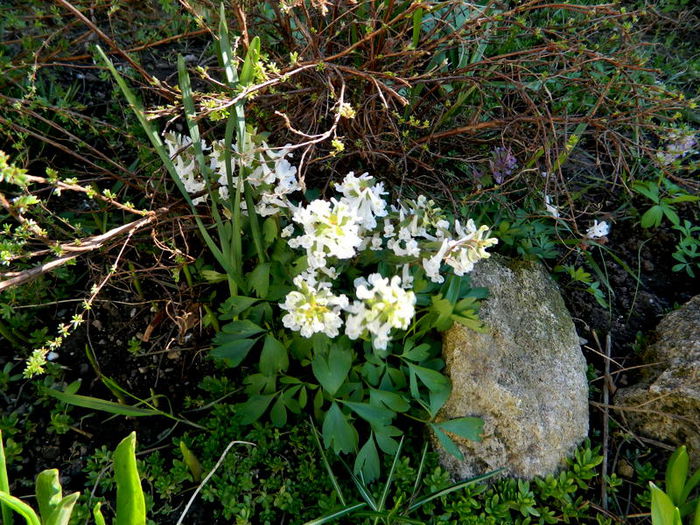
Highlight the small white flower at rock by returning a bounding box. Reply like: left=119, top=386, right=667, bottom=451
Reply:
left=585, top=220, right=610, bottom=239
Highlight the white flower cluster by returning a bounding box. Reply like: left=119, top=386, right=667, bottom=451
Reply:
left=280, top=172, right=498, bottom=349
left=164, top=136, right=498, bottom=349
left=345, top=274, right=416, bottom=350
left=280, top=273, right=348, bottom=338
left=163, top=132, right=300, bottom=214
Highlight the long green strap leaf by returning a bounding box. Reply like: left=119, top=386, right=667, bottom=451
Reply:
left=46, top=492, right=79, bottom=525
left=0, top=492, right=41, bottom=525
left=46, top=389, right=162, bottom=417
left=35, top=469, right=62, bottom=523
left=310, top=419, right=346, bottom=506
left=218, top=7, right=244, bottom=289
left=378, top=436, right=404, bottom=511
left=114, top=433, right=146, bottom=525
left=177, top=55, right=229, bottom=242
left=407, top=468, right=504, bottom=512
left=302, top=502, right=367, bottom=525
left=0, top=430, right=14, bottom=525
left=95, top=46, right=244, bottom=290
left=92, top=502, right=107, bottom=525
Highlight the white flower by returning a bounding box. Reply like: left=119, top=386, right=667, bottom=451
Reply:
left=281, top=224, right=295, bottom=238
left=401, top=263, right=414, bottom=289
left=288, top=198, right=363, bottom=269
left=421, top=219, right=498, bottom=282
left=370, top=234, right=384, bottom=251
left=443, top=220, right=498, bottom=276
left=544, top=194, right=560, bottom=218
left=335, top=172, right=388, bottom=230
left=586, top=220, right=610, bottom=239
left=280, top=274, right=348, bottom=338
left=164, top=132, right=208, bottom=204
left=422, top=239, right=449, bottom=284
left=345, top=274, right=416, bottom=350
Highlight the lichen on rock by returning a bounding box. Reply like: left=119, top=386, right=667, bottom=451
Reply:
left=615, top=295, right=700, bottom=466
left=436, top=257, right=589, bottom=479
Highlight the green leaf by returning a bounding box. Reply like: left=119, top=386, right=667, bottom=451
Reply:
left=401, top=343, right=431, bottom=362
left=238, top=394, right=275, bottom=424
left=211, top=337, right=259, bottom=367
left=45, top=390, right=161, bottom=417
left=432, top=426, right=464, bottom=461
left=240, top=36, right=261, bottom=86
left=219, top=320, right=265, bottom=339
left=666, top=446, right=689, bottom=506
left=374, top=426, right=401, bottom=455
left=378, top=436, right=404, bottom=511
left=312, top=345, right=352, bottom=396
left=302, top=503, right=367, bottom=525
left=260, top=335, right=289, bottom=376
left=262, top=217, right=278, bottom=247
left=407, top=469, right=504, bottom=513
left=45, top=492, right=79, bottom=525
left=651, top=482, right=679, bottom=525
left=408, top=363, right=450, bottom=392
left=434, top=417, right=484, bottom=442
left=661, top=204, right=680, bottom=227
left=641, top=206, right=664, bottom=228
left=114, top=432, right=146, bottom=525
left=249, top=263, right=271, bottom=298
left=93, top=503, right=106, bottom=525
left=270, top=396, right=288, bottom=427
left=681, top=468, right=700, bottom=503
left=369, top=389, right=410, bottom=413
left=36, top=469, right=62, bottom=523
left=354, top=436, right=380, bottom=482
left=341, top=401, right=393, bottom=429
left=219, top=296, right=260, bottom=318
left=633, top=181, right=659, bottom=203
left=200, top=269, right=228, bottom=283
left=0, top=492, right=41, bottom=525
left=322, top=402, right=358, bottom=454
left=1, top=430, right=14, bottom=525
left=179, top=441, right=203, bottom=482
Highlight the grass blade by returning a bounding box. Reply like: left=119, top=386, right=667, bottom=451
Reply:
left=303, top=502, right=367, bottom=525
left=46, top=389, right=163, bottom=417
left=0, top=430, right=14, bottom=525
left=378, top=436, right=404, bottom=511
left=310, top=418, right=346, bottom=506
left=407, top=468, right=504, bottom=513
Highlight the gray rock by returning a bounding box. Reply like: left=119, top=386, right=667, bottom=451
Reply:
left=435, top=257, right=589, bottom=479
left=615, top=296, right=700, bottom=464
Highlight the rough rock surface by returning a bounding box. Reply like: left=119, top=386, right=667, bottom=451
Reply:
left=436, top=257, right=589, bottom=479
left=615, top=295, right=700, bottom=465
